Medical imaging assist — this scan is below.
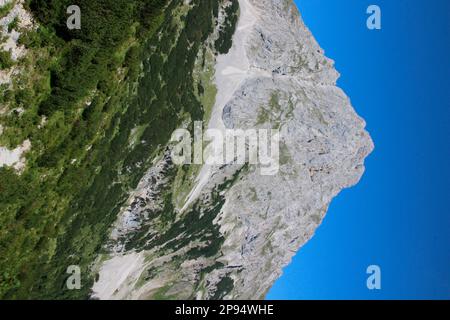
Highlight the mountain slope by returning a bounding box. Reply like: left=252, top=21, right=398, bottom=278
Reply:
left=92, top=0, right=373, bottom=300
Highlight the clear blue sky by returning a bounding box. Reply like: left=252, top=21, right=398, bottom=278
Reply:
left=267, top=0, right=450, bottom=299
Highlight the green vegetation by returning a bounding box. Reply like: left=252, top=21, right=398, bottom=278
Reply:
left=212, top=276, right=234, bottom=299
left=256, top=92, right=281, bottom=126
left=256, top=91, right=295, bottom=129
left=193, top=45, right=217, bottom=127
left=215, top=0, right=239, bottom=54
left=0, top=1, right=14, bottom=19
left=0, top=0, right=168, bottom=298
left=0, top=49, right=13, bottom=69
left=279, top=142, right=292, bottom=166
left=153, top=283, right=178, bottom=300
left=132, top=167, right=244, bottom=299
left=0, top=0, right=234, bottom=299
left=7, top=16, right=19, bottom=33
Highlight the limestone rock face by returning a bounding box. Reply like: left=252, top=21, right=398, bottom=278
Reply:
left=92, top=0, right=373, bottom=300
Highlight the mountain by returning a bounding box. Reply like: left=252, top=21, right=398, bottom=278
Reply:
left=0, top=0, right=372, bottom=299
left=92, top=0, right=373, bottom=299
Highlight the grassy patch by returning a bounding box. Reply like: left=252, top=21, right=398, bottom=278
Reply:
left=0, top=49, right=13, bottom=69
left=0, top=1, right=14, bottom=19
left=7, top=16, right=19, bottom=33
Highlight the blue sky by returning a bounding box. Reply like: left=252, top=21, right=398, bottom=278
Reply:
left=267, top=0, right=450, bottom=299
